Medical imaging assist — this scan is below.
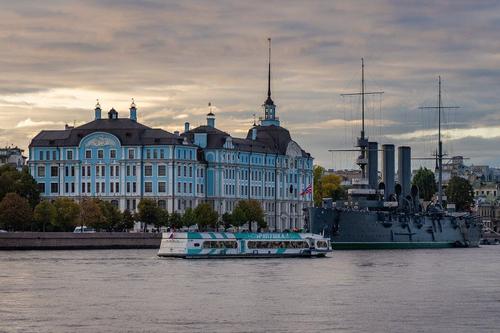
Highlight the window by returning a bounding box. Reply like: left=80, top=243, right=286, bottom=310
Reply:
left=96, top=182, right=100, bottom=193
left=50, top=182, right=58, bottom=193
left=71, top=183, right=75, bottom=193
left=115, top=166, right=120, bottom=177
left=110, top=149, right=116, bottom=159
left=101, top=165, right=105, bottom=177
left=50, top=166, right=58, bottom=177
left=65, top=166, right=69, bottom=177
left=98, top=149, right=104, bottom=159
left=110, top=182, right=114, bottom=193
left=115, top=182, right=120, bottom=193
left=82, top=182, right=86, bottom=193
left=132, top=182, right=136, bottom=193
left=67, top=150, right=73, bottom=160
left=160, top=150, right=165, bottom=159
left=145, top=165, right=153, bottom=177
left=158, top=182, right=166, bottom=193
left=65, top=182, right=69, bottom=193
left=46, top=151, right=50, bottom=160
left=96, top=165, right=100, bottom=177
left=101, top=182, right=105, bottom=193
left=128, top=149, right=135, bottom=159
left=126, top=165, right=130, bottom=176
left=158, top=165, right=166, bottom=176
left=110, top=166, right=114, bottom=177
left=38, top=183, right=45, bottom=193
left=85, top=150, right=92, bottom=159
left=82, top=166, right=86, bottom=177
left=132, top=166, right=136, bottom=177
left=37, top=166, right=45, bottom=177
left=146, top=150, right=151, bottom=159
left=52, top=151, right=57, bottom=160
left=71, top=166, right=75, bottom=177
left=202, top=241, right=237, bottom=249
left=145, top=182, right=152, bottom=193
left=153, top=150, right=158, bottom=159
left=158, top=200, right=166, bottom=209
left=39, top=151, right=44, bottom=160
left=127, top=182, right=131, bottom=193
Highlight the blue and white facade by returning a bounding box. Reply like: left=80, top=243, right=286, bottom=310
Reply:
left=28, top=52, right=314, bottom=230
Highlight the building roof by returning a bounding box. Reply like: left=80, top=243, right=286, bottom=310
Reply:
left=183, top=123, right=310, bottom=157
left=30, top=117, right=186, bottom=148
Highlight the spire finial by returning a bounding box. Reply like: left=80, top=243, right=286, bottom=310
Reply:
left=96, top=99, right=101, bottom=109
left=253, top=113, right=256, bottom=126
left=131, top=98, right=136, bottom=108
left=267, top=37, right=271, bottom=100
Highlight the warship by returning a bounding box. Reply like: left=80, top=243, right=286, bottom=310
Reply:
left=306, top=60, right=482, bottom=249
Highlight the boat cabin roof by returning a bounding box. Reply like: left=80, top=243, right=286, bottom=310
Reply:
left=164, top=232, right=325, bottom=240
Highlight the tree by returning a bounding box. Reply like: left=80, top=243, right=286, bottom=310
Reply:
left=221, top=212, right=233, bottom=230
left=0, top=165, right=40, bottom=208
left=193, top=203, right=218, bottom=231
left=137, top=199, right=161, bottom=232
left=53, top=198, right=80, bottom=231
left=232, top=200, right=266, bottom=231
left=412, top=167, right=437, bottom=201
left=446, top=176, right=474, bottom=211
left=320, top=174, right=345, bottom=201
left=119, top=209, right=136, bottom=231
left=169, top=212, right=183, bottom=230
left=98, top=200, right=122, bottom=231
left=313, top=165, right=325, bottom=206
left=181, top=208, right=196, bottom=228
left=155, top=209, right=169, bottom=231
left=79, top=199, right=105, bottom=231
left=0, top=192, right=32, bottom=231
left=33, top=200, right=56, bottom=232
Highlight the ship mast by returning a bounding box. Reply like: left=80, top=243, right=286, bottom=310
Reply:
left=341, top=58, right=383, bottom=179
left=419, top=77, right=459, bottom=206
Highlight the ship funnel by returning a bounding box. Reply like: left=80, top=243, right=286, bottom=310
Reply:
left=368, top=142, right=378, bottom=189
left=397, top=146, right=411, bottom=197
left=382, top=144, right=395, bottom=200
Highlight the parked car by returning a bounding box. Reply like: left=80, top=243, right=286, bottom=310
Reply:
left=73, top=226, right=96, bottom=233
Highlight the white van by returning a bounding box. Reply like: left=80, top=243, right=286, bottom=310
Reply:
left=73, top=226, right=96, bottom=233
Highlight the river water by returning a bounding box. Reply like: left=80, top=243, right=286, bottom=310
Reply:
left=1, top=247, right=499, bottom=333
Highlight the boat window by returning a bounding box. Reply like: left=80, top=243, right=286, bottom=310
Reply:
left=202, top=241, right=238, bottom=249
left=316, top=240, right=328, bottom=248
left=194, top=243, right=200, bottom=247
left=247, top=241, right=310, bottom=249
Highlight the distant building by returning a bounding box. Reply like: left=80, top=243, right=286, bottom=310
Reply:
left=0, top=146, right=26, bottom=170
left=326, top=169, right=361, bottom=186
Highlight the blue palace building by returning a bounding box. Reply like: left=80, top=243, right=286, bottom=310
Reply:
left=28, top=50, right=314, bottom=231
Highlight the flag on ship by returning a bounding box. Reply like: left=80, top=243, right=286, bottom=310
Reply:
left=300, top=184, right=312, bottom=196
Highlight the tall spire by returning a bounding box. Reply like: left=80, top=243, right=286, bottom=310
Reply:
left=265, top=37, right=274, bottom=106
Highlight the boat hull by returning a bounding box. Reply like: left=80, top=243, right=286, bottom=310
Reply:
left=307, top=208, right=482, bottom=250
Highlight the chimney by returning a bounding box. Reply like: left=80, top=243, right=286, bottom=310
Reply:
left=129, top=98, right=137, bottom=122
left=382, top=144, right=395, bottom=200
left=398, top=146, right=411, bottom=197
left=184, top=122, right=190, bottom=133
left=368, top=142, right=378, bottom=189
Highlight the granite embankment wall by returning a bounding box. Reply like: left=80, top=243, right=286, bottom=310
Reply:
left=0, top=232, right=162, bottom=250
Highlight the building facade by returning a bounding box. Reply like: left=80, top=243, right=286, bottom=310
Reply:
left=0, top=146, right=26, bottom=170
left=28, top=61, right=314, bottom=230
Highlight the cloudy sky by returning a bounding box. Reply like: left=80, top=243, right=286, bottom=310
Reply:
left=1, top=0, right=499, bottom=169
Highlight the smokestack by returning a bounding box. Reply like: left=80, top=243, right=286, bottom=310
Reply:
left=382, top=144, right=395, bottom=200
left=398, top=146, right=411, bottom=197
left=368, top=142, right=378, bottom=189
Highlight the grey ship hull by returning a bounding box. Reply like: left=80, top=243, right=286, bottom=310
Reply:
left=307, top=207, right=482, bottom=250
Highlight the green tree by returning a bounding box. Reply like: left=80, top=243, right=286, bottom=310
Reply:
left=118, top=209, right=135, bottom=231
left=137, top=199, right=161, bottom=232
left=53, top=198, right=80, bottom=231
left=320, top=174, right=345, bottom=201
left=313, top=165, right=325, bottom=206
left=446, top=176, right=474, bottom=211
left=232, top=200, right=266, bottom=231
left=412, top=167, right=437, bottom=201
left=0, top=192, right=32, bottom=231
left=169, top=211, right=183, bottom=229
left=156, top=209, right=169, bottom=231
left=0, top=165, right=40, bottom=208
left=98, top=200, right=122, bottom=231
left=181, top=208, right=196, bottom=228
left=79, top=199, right=105, bottom=231
left=33, top=200, right=56, bottom=232
left=193, top=203, right=218, bottom=231
left=221, top=212, right=233, bottom=230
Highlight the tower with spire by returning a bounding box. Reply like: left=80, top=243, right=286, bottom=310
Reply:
left=261, top=38, right=280, bottom=127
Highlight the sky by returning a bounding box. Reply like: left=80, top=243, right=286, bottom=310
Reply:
left=1, top=0, right=499, bottom=169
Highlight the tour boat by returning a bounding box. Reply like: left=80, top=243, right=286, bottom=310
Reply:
left=157, top=232, right=332, bottom=258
